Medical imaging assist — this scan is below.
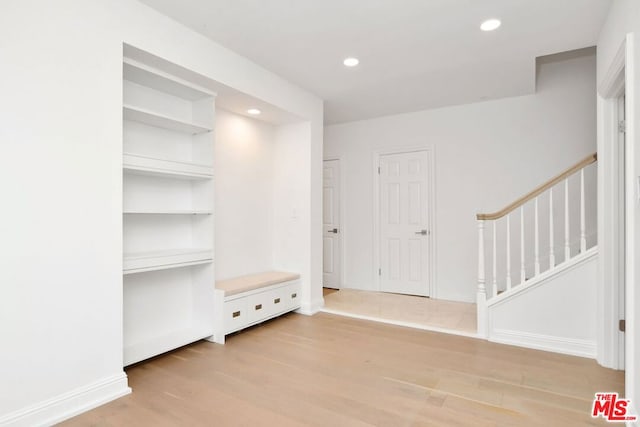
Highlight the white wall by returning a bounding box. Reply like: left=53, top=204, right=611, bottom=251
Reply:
left=273, top=123, right=325, bottom=314
left=596, top=0, right=640, bottom=415
left=0, top=0, right=323, bottom=424
left=215, top=110, right=275, bottom=280
left=324, top=50, right=597, bottom=303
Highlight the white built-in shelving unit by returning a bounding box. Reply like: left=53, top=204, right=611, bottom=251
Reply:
left=122, top=57, right=216, bottom=366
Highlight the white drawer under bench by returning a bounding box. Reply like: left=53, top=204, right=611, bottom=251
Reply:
left=207, top=271, right=301, bottom=344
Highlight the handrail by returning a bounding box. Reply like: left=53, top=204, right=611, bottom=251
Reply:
left=476, top=153, right=597, bottom=221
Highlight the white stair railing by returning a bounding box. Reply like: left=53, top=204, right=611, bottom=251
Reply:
left=475, top=153, right=597, bottom=337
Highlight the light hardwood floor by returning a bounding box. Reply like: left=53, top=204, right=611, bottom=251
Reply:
left=63, top=313, right=623, bottom=426
left=322, top=289, right=477, bottom=335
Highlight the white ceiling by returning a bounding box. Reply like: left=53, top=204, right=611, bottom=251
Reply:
left=140, top=0, right=612, bottom=124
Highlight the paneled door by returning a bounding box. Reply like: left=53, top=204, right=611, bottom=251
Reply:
left=323, top=159, right=341, bottom=288
left=379, top=151, right=430, bottom=296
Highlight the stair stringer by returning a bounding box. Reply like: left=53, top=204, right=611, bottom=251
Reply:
left=486, top=246, right=598, bottom=358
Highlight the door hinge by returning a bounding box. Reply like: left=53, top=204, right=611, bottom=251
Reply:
left=619, top=319, right=626, bottom=332
left=619, top=120, right=626, bottom=133
left=378, top=268, right=381, bottom=276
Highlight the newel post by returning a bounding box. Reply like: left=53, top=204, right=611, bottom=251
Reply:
left=477, top=218, right=488, bottom=338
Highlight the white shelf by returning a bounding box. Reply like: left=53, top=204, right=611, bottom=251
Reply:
left=123, top=248, right=213, bottom=275
left=122, top=53, right=215, bottom=366
left=123, top=59, right=216, bottom=101
left=124, top=210, right=212, bottom=215
left=123, top=104, right=213, bottom=135
left=123, top=153, right=213, bottom=180
left=124, top=324, right=213, bottom=366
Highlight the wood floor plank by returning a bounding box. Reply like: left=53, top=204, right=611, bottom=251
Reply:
left=62, top=312, right=623, bottom=426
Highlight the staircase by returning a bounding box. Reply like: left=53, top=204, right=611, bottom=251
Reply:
left=476, top=153, right=598, bottom=357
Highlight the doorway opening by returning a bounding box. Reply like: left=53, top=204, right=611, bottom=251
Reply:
left=323, top=158, right=343, bottom=290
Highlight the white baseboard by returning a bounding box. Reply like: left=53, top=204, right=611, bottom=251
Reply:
left=0, top=372, right=131, bottom=427
left=490, top=329, right=596, bottom=359
left=296, top=297, right=325, bottom=316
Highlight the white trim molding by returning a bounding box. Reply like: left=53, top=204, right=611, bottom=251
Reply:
left=0, top=373, right=130, bottom=427
left=596, top=33, right=636, bottom=378
left=490, top=329, right=596, bottom=359
left=296, top=296, right=325, bottom=316
left=598, top=39, right=626, bottom=98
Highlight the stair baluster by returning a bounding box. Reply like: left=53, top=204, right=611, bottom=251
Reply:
left=580, top=169, right=586, bottom=253
left=492, top=221, right=497, bottom=298
left=477, top=219, right=487, bottom=337
left=477, top=219, right=486, bottom=297
left=564, top=178, right=571, bottom=261
left=520, top=206, right=526, bottom=284
left=534, top=197, right=540, bottom=276
left=550, top=188, right=555, bottom=269
left=506, top=214, right=512, bottom=290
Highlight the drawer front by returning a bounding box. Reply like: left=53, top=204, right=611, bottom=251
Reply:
left=247, top=291, right=272, bottom=324
left=224, top=297, right=248, bottom=333
left=269, top=287, right=287, bottom=314
left=284, top=281, right=301, bottom=310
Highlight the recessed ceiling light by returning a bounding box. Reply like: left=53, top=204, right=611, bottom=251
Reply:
left=247, top=108, right=261, bottom=115
left=343, top=57, right=360, bottom=67
left=480, top=19, right=501, bottom=31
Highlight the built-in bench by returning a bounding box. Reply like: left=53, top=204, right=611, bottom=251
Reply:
left=208, top=271, right=301, bottom=344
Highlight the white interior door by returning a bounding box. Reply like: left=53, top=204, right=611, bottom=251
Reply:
left=323, top=159, right=341, bottom=288
left=379, top=151, right=430, bottom=296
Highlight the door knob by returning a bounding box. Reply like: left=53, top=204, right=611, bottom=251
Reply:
left=415, top=229, right=429, bottom=235
left=328, top=228, right=339, bottom=234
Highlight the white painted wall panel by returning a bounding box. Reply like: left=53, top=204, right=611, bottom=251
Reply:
left=488, top=251, right=598, bottom=358
left=273, top=122, right=324, bottom=314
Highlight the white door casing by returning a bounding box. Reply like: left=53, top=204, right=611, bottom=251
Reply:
left=617, top=93, right=626, bottom=369
left=597, top=34, right=638, bottom=412
left=378, top=150, right=431, bottom=296
left=323, top=159, right=341, bottom=288
left=597, top=35, right=634, bottom=375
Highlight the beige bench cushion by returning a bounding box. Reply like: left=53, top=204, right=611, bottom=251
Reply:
left=216, top=271, right=300, bottom=296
